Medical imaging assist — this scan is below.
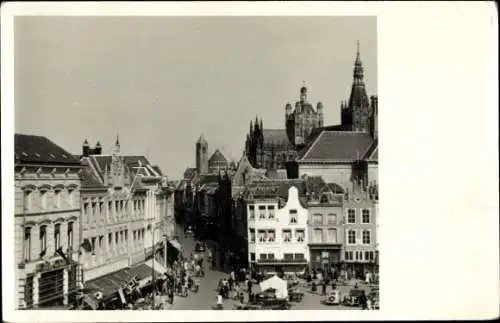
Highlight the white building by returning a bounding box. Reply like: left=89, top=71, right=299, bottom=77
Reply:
left=14, top=134, right=82, bottom=309
left=247, top=185, right=309, bottom=275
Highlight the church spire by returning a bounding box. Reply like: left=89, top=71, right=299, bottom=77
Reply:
left=353, top=40, right=364, bottom=84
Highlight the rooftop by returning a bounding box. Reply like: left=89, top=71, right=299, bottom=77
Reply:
left=15, top=134, right=80, bottom=165
left=298, top=131, right=374, bottom=162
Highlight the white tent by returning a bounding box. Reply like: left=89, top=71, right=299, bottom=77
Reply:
left=259, top=275, right=288, bottom=300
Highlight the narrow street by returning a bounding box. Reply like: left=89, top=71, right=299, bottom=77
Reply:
left=169, top=223, right=231, bottom=310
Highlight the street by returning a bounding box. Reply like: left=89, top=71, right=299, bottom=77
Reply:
left=168, top=223, right=369, bottom=310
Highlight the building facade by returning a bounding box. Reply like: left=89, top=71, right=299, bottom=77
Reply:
left=14, top=134, right=82, bottom=309
left=75, top=138, right=170, bottom=302
left=305, top=177, right=345, bottom=272
left=247, top=185, right=309, bottom=275
left=342, top=179, right=378, bottom=278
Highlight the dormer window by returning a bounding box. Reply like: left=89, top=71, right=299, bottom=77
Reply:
left=320, top=194, right=329, bottom=203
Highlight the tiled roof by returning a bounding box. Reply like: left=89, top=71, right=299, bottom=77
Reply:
left=14, top=134, right=80, bottom=165
left=305, top=176, right=328, bottom=195
left=152, top=165, right=163, bottom=176
left=208, top=149, right=228, bottom=164
left=245, top=179, right=306, bottom=199
left=305, top=124, right=346, bottom=145
left=92, top=156, right=112, bottom=173
left=123, top=156, right=151, bottom=167
left=262, top=129, right=291, bottom=145
left=80, top=160, right=105, bottom=189
left=363, top=138, right=378, bottom=162
left=298, top=131, right=374, bottom=162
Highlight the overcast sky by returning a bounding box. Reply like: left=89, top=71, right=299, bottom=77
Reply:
left=15, top=16, right=377, bottom=179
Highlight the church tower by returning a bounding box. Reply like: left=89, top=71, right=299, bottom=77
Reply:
left=196, top=134, right=209, bottom=175
left=286, top=83, right=324, bottom=147
left=341, top=41, right=372, bottom=132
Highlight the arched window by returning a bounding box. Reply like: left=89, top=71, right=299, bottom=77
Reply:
left=40, top=190, right=48, bottom=210
left=24, top=227, right=32, bottom=261
left=67, top=222, right=74, bottom=250
left=54, top=189, right=61, bottom=209
left=23, top=190, right=33, bottom=211
left=54, top=223, right=61, bottom=251
left=39, top=225, right=47, bottom=257
left=67, top=189, right=74, bottom=207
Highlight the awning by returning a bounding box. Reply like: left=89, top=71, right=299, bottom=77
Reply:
left=129, top=263, right=164, bottom=287
left=81, top=294, right=99, bottom=310
left=167, top=239, right=182, bottom=251
left=85, top=267, right=136, bottom=297
left=145, top=259, right=168, bottom=275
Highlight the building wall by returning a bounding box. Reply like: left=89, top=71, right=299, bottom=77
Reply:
left=14, top=166, right=81, bottom=309
left=307, top=205, right=344, bottom=245
left=247, top=186, right=309, bottom=264
left=81, top=189, right=147, bottom=281
left=299, top=164, right=353, bottom=190
left=342, top=187, right=377, bottom=265
left=368, top=163, right=378, bottom=183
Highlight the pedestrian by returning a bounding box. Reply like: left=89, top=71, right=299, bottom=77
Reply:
left=322, top=281, right=327, bottom=295
left=247, top=279, right=253, bottom=294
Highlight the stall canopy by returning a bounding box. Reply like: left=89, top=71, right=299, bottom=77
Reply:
left=259, top=275, right=288, bottom=299
left=168, top=238, right=182, bottom=251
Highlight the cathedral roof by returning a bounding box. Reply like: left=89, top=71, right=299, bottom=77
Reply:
left=15, top=134, right=80, bottom=165
left=208, top=149, right=228, bottom=164
left=297, top=131, right=374, bottom=162
left=262, top=129, right=291, bottom=145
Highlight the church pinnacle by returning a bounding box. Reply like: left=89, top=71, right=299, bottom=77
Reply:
left=353, top=40, right=364, bottom=83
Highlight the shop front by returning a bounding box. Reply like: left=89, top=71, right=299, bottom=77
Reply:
left=309, top=244, right=342, bottom=272
left=22, top=260, right=78, bottom=309
left=255, top=258, right=309, bottom=276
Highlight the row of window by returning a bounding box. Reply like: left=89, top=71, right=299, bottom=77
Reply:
left=311, top=228, right=338, bottom=244
left=344, top=251, right=376, bottom=262
left=248, top=253, right=306, bottom=261
left=312, top=213, right=338, bottom=226
left=248, top=205, right=276, bottom=220
left=346, top=229, right=372, bottom=245
left=23, top=222, right=74, bottom=262
left=88, top=228, right=147, bottom=255
left=248, top=206, right=372, bottom=225
left=23, top=188, right=76, bottom=212
left=346, top=208, right=371, bottom=224
left=249, top=229, right=305, bottom=243
left=83, top=199, right=146, bottom=222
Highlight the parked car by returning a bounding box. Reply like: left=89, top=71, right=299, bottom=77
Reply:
left=324, top=289, right=342, bottom=305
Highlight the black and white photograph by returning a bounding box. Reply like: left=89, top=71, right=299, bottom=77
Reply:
left=2, top=2, right=498, bottom=322
left=10, top=13, right=378, bottom=311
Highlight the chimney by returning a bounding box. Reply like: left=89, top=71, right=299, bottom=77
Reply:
left=82, top=139, right=90, bottom=157
left=94, top=141, right=102, bottom=155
